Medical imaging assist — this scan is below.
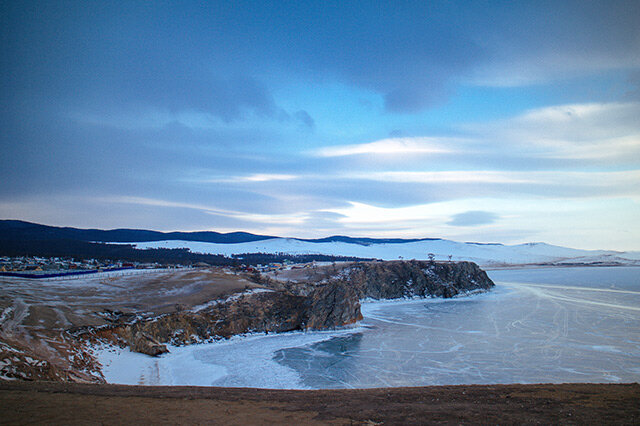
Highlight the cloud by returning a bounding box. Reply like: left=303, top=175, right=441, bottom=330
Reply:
left=505, top=103, right=640, bottom=141
left=100, top=196, right=237, bottom=217
left=348, top=170, right=640, bottom=192
left=1, top=3, right=294, bottom=126
left=103, top=196, right=310, bottom=227
left=70, top=75, right=288, bottom=126
left=202, top=174, right=299, bottom=183
left=351, top=171, right=532, bottom=184
left=4, top=1, right=639, bottom=122
left=448, top=211, right=499, bottom=227
left=2, top=96, right=638, bottom=237
left=472, top=102, right=640, bottom=163
left=1, top=2, right=639, bottom=249
left=450, top=102, right=640, bottom=170
left=302, top=211, right=347, bottom=228
left=266, top=1, right=639, bottom=108
left=465, top=1, right=640, bottom=87
left=312, top=137, right=454, bottom=157
left=123, top=76, right=284, bottom=123
left=3, top=1, right=476, bottom=114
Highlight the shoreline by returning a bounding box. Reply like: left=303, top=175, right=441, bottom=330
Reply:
left=92, top=289, right=497, bottom=387
left=483, top=262, right=640, bottom=270
left=1, top=381, right=638, bottom=424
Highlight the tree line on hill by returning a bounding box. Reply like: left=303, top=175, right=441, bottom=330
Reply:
left=0, top=239, right=371, bottom=266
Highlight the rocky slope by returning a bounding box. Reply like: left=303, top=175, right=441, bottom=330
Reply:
left=348, top=260, right=494, bottom=299
left=85, top=261, right=493, bottom=356
left=88, top=282, right=363, bottom=356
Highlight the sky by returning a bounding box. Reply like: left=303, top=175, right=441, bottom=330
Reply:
left=1, top=1, right=639, bottom=250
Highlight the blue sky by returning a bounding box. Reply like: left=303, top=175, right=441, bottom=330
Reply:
left=1, top=1, right=639, bottom=250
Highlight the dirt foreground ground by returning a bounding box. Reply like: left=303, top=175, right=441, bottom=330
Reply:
left=1, top=381, right=638, bottom=425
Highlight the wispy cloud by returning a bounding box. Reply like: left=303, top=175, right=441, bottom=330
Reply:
left=99, top=196, right=239, bottom=216
left=202, top=174, right=299, bottom=183
left=474, top=102, right=640, bottom=162
left=102, top=195, right=311, bottom=228
left=448, top=211, right=499, bottom=227
left=349, top=170, right=640, bottom=192
left=350, top=171, right=532, bottom=184
left=312, top=137, right=454, bottom=157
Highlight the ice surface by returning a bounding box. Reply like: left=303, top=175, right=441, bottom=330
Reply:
left=94, top=328, right=364, bottom=388
left=94, top=343, right=228, bottom=386
left=98, top=266, right=640, bottom=388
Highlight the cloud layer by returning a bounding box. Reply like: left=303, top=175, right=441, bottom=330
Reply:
left=1, top=1, right=639, bottom=250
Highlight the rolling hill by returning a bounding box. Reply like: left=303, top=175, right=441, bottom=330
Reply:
left=2, top=220, right=638, bottom=267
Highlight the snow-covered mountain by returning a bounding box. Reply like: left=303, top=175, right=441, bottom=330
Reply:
left=3, top=220, right=638, bottom=267
left=130, top=238, right=640, bottom=267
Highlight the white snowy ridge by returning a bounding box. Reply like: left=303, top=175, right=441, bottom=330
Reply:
left=125, top=238, right=640, bottom=267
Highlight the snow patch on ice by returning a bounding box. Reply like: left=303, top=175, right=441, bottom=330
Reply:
left=94, top=326, right=364, bottom=389
left=92, top=343, right=228, bottom=386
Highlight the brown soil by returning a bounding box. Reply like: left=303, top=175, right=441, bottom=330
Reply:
left=0, top=268, right=261, bottom=331
left=264, top=262, right=352, bottom=283
left=1, top=381, right=638, bottom=425
left=0, top=268, right=262, bottom=381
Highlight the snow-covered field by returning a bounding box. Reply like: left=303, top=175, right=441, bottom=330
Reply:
left=127, top=238, right=640, bottom=266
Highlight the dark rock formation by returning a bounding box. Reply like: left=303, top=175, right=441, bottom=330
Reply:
left=131, top=332, right=169, bottom=356
left=305, top=280, right=362, bottom=329
left=86, top=261, right=493, bottom=356
left=344, top=260, right=494, bottom=300
left=90, top=283, right=362, bottom=355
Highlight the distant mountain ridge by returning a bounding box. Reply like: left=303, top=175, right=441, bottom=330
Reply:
left=2, top=220, right=639, bottom=266
left=0, top=220, right=442, bottom=246
left=0, top=220, right=273, bottom=244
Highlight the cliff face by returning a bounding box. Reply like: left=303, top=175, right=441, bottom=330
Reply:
left=344, top=260, right=494, bottom=300
left=305, top=280, right=363, bottom=329
left=87, top=261, right=493, bottom=356
left=90, top=281, right=363, bottom=355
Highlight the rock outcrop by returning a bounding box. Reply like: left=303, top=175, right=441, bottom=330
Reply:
left=89, top=281, right=363, bottom=355
left=86, top=261, right=493, bottom=356
left=345, top=260, right=494, bottom=300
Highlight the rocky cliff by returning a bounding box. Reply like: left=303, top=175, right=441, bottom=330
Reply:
left=85, top=261, right=493, bottom=356
left=88, top=280, right=363, bottom=356
left=345, top=260, right=494, bottom=299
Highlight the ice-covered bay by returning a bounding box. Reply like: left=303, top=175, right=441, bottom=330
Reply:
left=96, top=266, right=640, bottom=388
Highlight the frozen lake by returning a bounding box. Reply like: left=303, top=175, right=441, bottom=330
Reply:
left=97, top=266, right=640, bottom=388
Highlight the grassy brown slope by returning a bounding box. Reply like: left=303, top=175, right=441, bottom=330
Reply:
left=1, top=381, right=638, bottom=425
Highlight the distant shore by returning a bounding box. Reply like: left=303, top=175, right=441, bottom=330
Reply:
left=484, top=262, right=640, bottom=270
left=1, top=381, right=638, bottom=424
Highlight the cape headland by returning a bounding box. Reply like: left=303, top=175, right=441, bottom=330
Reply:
left=83, top=260, right=494, bottom=357
left=0, top=260, right=493, bottom=380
